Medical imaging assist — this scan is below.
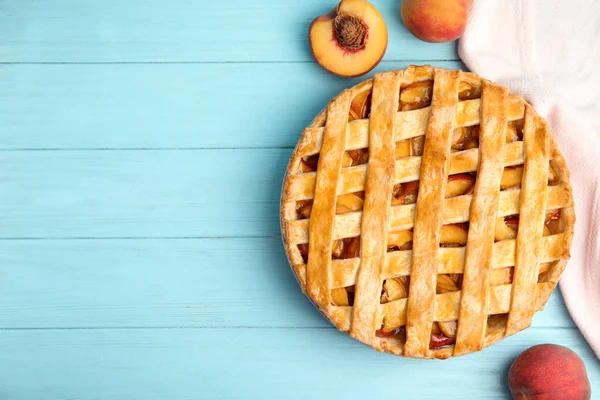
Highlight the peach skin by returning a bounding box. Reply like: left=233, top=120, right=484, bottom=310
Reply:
left=401, top=0, right=472, bottom=43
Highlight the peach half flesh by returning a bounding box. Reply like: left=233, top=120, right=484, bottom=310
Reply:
left=309, top=0, right=388, bottom=77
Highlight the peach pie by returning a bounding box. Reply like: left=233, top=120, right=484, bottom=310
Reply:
left=280, top=66, right=575, bottom=358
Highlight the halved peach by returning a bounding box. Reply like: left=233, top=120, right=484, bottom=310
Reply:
left=309, top=0, right=388, bottom=77
left=440, top=224, right=468, bottom=247
left=446, top=173, right=475, bottom=198
left=501, top=166, right=524, bottom=190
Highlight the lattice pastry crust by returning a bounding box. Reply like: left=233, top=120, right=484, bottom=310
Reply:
left=280, top=66, right=575, bottom=359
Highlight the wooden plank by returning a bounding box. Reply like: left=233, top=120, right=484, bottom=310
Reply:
left=0, top=327, right=596, bottom=399
left=0, top=61, right=463, bottom=150
left=0, top=238, right=575, bottom=329
left=0, top=0, right=458, bottom=63
left=0, top=149, right=289, bottom=238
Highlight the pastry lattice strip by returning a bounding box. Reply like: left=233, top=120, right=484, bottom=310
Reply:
left=285, top=183, right=572, bottom=245
left=287, top=140, right=526, bottom=202
left=295, top=96, right=524, bottom=158
left=403, top=68, right=460, bottom=357
left=291, top=233, right=571, bottom=290
left=329, top=281, right=556, bottom=334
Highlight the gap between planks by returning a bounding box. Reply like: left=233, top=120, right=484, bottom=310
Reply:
left=0, top=59, right=460, bottom=66
left=0, top=326, right=576, bottom=331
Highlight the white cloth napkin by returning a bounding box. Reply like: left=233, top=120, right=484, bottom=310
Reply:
left=459, top=0, right=600, bottom=357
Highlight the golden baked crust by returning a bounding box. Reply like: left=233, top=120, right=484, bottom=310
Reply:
left=280, top=65, right=575, bottom=359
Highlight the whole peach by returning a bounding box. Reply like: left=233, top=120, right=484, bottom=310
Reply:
left=401, top=0, right=472, bottom=43
left=508, top=344, right=591, bottom=399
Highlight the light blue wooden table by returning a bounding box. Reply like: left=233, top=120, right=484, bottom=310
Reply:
left=0, top=1, right=598, bottom=399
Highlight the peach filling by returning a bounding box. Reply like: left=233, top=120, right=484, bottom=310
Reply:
left=376, top=209, right=564, bottom=349
left=451, top=125, right=480, bottom=151
left=296, top=192, right=364, bottom=221
left=495, top=210, right=561, bottom=243
left=458, top=81, right=481, bottom=101
left=332, top=285, right=355, bottom=306
left=399, top=81, right=433, bottom=111
left=297, top=236, right=361, bottom=266
left=349, top=90, right=372, bottom=121
left=295, top=82, right=565, bottom=349
left=391, top=172, right=475, bottom=206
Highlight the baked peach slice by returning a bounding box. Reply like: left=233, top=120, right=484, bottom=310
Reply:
left=336, top=193, right=364, bottom=214
left=501, top=166, right=524, bottom=190
left=401, top=0, right=472, bottom=43
left=309, top=0, right=388, bottom=77
left=446, top=173, right=475, bottom=198
left=332, top=286, right=355, bottom=306
left=451, top=125, right=479, bottom=151
left=495, top=217, right=519, bottom=241
left=381, top=276, right=410, bottom=303
left=395, top=139, right=412, bottom=158
left=440, top=224, right=468, bottom=247
left=387, top=230, right=413, bottom=251
left=399, top=81, right=433, bottom=111
left=495, top=216, right=553, bottom=242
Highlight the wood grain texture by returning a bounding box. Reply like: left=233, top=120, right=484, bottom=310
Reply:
left=0, top=0, right=458, bottom=63
left=0, top=328, right=597, bottom=400
left=0, top=238, right=576, bottom=330
left=0, top=61, right=463, bottom=149
left=0, top=149, right=288, bottom=238
left=0, top=0, right=595, bottom=398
